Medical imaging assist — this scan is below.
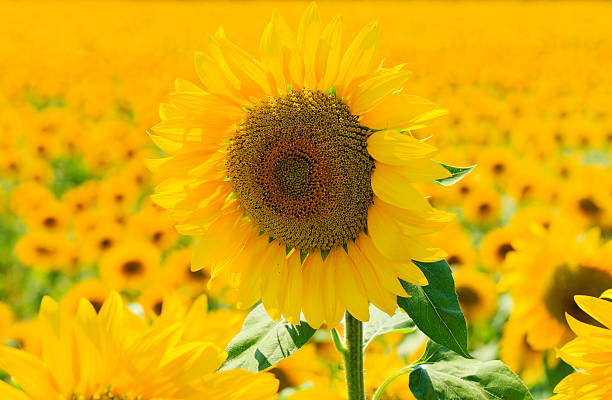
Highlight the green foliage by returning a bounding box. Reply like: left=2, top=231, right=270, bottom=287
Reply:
left=434, top=163, right=475, bottom=186
left=220, top=303, right=316, bottom=372
left=409, top=341, right=534, bottom=400
left=363, top=305, right=415, bottom=349
left=397, top=260, right=470, bottom=358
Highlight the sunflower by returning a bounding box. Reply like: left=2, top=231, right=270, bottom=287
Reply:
left=148, top=3, right=454, bottom=327
left=99, top=241, right=161, bottom=291
left=15, top=230, right=77, bottom=271
left=499, top=318, right=545, bottom=385
left=552, top=290, right=612, bottom=400
left=453, top=267, right=497, bottom=323
left=479, top=226, right=519, bottom=272
left=462, top=187, right=502, bottom=227
left=60, top=279, right=112, bottom=315
left=0, top=292, right=279, bottom=400
left=501, top=222, right=612, bottom=351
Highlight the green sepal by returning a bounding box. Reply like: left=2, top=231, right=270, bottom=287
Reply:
left=434, top=163, right=475, bottom=186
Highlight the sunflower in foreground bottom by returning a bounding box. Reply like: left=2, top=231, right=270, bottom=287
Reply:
left=551, top=290, right=612, bottom=400
left=0, top=292, right=278, bottom=400
left=149, top=2, right=454, bottom=328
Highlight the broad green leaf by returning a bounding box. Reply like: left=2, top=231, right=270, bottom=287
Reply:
left=409, top=341, right=534, bottom=400
left=397, top=260, right=470, bottom=358
left=434, top=163, right=475, bottom=186
left=219, top=304, right=316, bottom=372
left=363, top=305, right=415, bottom=349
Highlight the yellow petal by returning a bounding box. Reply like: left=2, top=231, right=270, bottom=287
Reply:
left=0, top=346, right=57, bottom=399
left=337, top=21, right=379, bottom=96
left=298, top=2, right=321, bottom=89
left=377, top=201, right=454, bottom=236
left=375, top=160, right=451, bottom=183
left=260, top=244, right=287, bottom=321
left=316, top=14, right=343, bottom=92
left=349, top=68, right=412, bottom=115
left=279, top=251, right=303, bottom=325
left=194, top=50, right=245, bottom=106
left=215, top=28, right=272, bottom=99
left=371, top=168, right=431, bottom=211
left=260, top=11, right=297, bottom=93
left=361, top=94, right=448, bottom=131
left=335, top=250, right=370, bottom=322
left=368, top=201, right=446, bottom=263
left=350, top=240, right=397, bottom=315
left=575, top=295, right=612, bottom=330
left=301, top=253, right=326, bottom=328
left=367, top=130, right=438, bottom=165
left=0, top=381, right=31, bottom=400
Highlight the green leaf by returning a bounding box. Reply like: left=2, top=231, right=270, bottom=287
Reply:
left=397, top=260, right=470, bottom=358
left=219, top=304, right=316, bottom=372
left=434, top=163, right=475, bottom=186
left=409, top=341, right=534, bottom=400
left=363, top=305, right=415, bottom=349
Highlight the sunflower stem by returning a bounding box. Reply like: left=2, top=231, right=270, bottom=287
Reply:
left=343, top=312, right=365, bottom=400
left=372, top=365, right=414, bottom=400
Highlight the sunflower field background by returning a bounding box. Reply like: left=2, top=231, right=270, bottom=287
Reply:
left=1, top=1, right=612, bottom=399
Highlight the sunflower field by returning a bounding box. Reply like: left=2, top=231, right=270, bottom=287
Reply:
left=1, top=1, right=612, bottom=399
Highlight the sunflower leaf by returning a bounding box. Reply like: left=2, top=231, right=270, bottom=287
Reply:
left=363, top=305, right=415, bottom=349
left=219, top=303, right=316, bottom=372
left=397, top=260, right=470, bottom=358
left=434, top=163, right=475, bottom=186
left=409, top=341, right=534, bottom=400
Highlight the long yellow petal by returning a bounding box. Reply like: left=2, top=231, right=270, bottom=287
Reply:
left=337, top=21, right=379, bottom=96
left=335, top=250, right=370, bottom=322
left=375, top=160, right=451, bottom=183
left=260, top=11, right=298, bottom=93
left=377, top=201, right=454, bottom=236
left=371, top=168, right=431, bottom=211
left=367, top=130, right=438, bottom=165
left=360, top=94, right=448, bottom=131
left=298, top=2, right=321, bottom=89
left=0, top=346, right=57, bottom=399
left=0, top=381, right=31, bottom=400
left=301, top=253, right=326, bottom=328
left=260, top=244, right=287, bottom=321
left=575, top=295, right=612, bottom=330
left=316, top=14, right=343, bottom=92
left=349, top=68, right=412, bottom=115
left=279, top=251, right=304, bottom=325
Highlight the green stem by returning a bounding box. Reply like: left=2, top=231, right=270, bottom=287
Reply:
left=342, top=312, right=365, bottom=400
left=372, top=365, right=414, bottom=400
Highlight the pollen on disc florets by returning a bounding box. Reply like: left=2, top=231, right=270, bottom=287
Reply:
left=70, top=390, right=142, bottom=400
left=226, top=89, right=375, bottom=252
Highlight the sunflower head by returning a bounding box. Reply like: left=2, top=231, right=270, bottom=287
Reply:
left=149, top=3, right=455, bottom=327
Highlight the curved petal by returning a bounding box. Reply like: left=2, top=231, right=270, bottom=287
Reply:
left=360, top=94, right=448, bottom=131
left=298, top=2, right=321, bottom=89
left=371, top=167, right=431, bottom=211
left=367, top=130, right=438, bottom=165
left=316, top=14, right=343, bottom=92
left=337, top=21, right=379, bottom=96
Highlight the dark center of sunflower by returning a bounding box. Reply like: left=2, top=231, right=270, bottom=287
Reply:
left=544, top=264, right=612, bottom=328
left=188, top=265, right=209, bottom=281
left=90, top=299, right=104, bottom=313
left=447, top=255, right=463, bottom=266
left=43, top=217, right=58, bottom=228
left=497, top=243, right=514, bottom=261
left=99, top=238, right=113, bottom=250
left=153, top=300, right=163, bottom=316
left=121, top=260, right=144, bottom=276
left=493, top=163, right=505, bottom=174
left=578, top=197, right=601, bottom=216
left=479, top=203, right=491, bottom=215
left=226, top=89, right=374, bottom=251
left=456, top=286, right=481, bottom=310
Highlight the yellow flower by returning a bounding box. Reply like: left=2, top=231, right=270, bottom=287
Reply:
left=479, top=226, right=519, bottom=272
left=15, top=230, right=77, bottom=271
left=552, top=290, right=612, bottom=400
left=462, top=187, right=502, bottom=227
left=60, top=279, right=112, bottom=315
left=0, top=292, right=279, bottom=400
left=149, top=3, right=453, bottom=328
left=99, top=241, right=161, bottom=291
left=499, top=319, right=545, bottom=385
left=453, top=267, right=498, bottom=323
left=501, top=222, right=612, bottom=351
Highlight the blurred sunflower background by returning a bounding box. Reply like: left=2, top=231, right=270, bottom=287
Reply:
left=1, top=1, right=612, bottom=399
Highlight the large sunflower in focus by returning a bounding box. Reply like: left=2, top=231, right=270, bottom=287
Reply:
left=501, top=222, right=612, bottom=351
left=148, top=3, right=453, bottom=328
